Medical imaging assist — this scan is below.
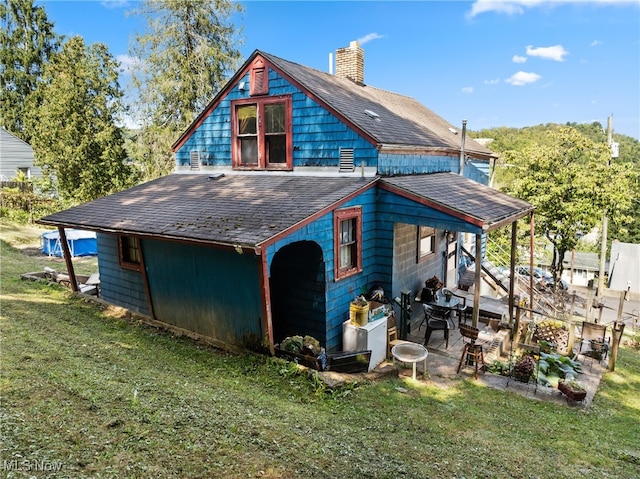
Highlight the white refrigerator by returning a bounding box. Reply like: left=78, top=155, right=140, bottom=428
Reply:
left=343, top=316, right=388, bottom=372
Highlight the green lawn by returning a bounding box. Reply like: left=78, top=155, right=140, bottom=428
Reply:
left=1, top=222, right=639, bottom=478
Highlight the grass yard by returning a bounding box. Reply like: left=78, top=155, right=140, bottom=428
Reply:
left=1, top=221, right=639, bottom=478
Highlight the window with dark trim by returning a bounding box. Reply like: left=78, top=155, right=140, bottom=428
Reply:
left=119, top=235, right=142, bottom=270
left=231, top=96, right=292, bottom=170
left=334, top=207, right=362, bottom=280
left=417, top=226, right=436, bottom=262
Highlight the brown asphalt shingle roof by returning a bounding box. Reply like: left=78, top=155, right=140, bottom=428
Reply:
left=262, top=52, right=496, bottom=158
left=38, top=174, right=377, bottom=248
left=381, top=173, right=534, bottom=231
left=39, top=173, right=533, bottom=244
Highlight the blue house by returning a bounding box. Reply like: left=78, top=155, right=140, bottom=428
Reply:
left=38, top=42, right=533, bottom=353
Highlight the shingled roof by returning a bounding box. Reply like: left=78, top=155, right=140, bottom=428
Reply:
left=380, top=173, right=534, bottom=232
left=38, top=174, right=377, bottom=249
left=174, top=50, right=496, bottom=160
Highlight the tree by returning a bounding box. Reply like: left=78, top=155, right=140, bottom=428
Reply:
left=129, top=0, right=244, bottom=179
left=0, top=0, right=59, bottom=141
left=499, top=127, right=632, bottom=284
left=24, top=36, right=134, bottom=202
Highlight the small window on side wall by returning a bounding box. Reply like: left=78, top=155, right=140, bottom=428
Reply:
left=334, top=207, right=362, bottom=280
left=119, top=235, right=142, bottom=271
left=417, top=226, right=436, bottom=262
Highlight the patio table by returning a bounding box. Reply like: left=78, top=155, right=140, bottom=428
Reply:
left=391, top=342, right=428, bottom=380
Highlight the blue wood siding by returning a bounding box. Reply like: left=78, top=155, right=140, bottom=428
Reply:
left=96, top=233, right=149, bottom=316
left=142, top=239, right=263, bottom=347
left=175, top=69, right=378, bottom=168
left=265, top=188, right=382, bottom=351
left=378, top=153, right=491, bottom=181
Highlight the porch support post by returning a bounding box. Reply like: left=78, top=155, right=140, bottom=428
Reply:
left=472, top=233, right=482, bottom=328
left=529, top=213, right=535, bottom=317
left=258, top=249, right=275, bottom=354
left=509, top=221, right=517, bottom=324
left=57, top=227, right=79, bottom=293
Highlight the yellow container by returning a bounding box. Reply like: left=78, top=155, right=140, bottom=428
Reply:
left=350, top=302, right=370, bottom=326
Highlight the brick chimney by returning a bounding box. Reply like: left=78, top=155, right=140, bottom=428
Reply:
left=335, top=41, right=364, bottom=85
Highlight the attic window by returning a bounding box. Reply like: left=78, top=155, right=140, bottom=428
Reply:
left=364, top=109, right=380, bottom=121
left=250, top=58, right=268, bottom=96
left=339, top=148, right=355, bottom=173
left=190, top=151, right=200, bottom=170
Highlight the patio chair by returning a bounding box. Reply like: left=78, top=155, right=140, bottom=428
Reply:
left=456, top=323, right=485, bottom=379
left=578, top=321, right=610, bottom=368
left=422, top=304, right=455, bottom=349
left=442, top=288, right=469, bottom=326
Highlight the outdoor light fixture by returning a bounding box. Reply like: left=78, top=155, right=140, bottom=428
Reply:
left=444, top=230, right=455, bottom=242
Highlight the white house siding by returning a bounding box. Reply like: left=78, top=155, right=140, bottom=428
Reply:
left=0, top=128, right=41, bottom=180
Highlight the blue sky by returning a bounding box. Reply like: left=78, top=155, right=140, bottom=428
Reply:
left=41, top=0, right=640, bottom=139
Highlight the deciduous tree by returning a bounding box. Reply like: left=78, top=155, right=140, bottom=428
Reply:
left=500, top=127, right=632, bottom=284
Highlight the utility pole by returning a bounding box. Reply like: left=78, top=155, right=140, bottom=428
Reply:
left=597, top=115, right=617, bottom=301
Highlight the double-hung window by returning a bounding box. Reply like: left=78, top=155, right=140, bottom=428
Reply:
left=232, top=96, right=292, bottom=170
left=417, top=226, right=436, bottom=261
left=334, top=207, right=362, bottom=280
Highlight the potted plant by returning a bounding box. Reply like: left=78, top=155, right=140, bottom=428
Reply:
left=512, top=354, right=536, bottom=383
left=558, top=379, right=587, bottom=402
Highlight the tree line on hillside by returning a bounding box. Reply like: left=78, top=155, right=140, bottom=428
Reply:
left=1, top=0, right=243, bottom=202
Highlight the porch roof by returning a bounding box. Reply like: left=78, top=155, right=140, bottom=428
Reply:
left=380, top=173, right=534, bottom=232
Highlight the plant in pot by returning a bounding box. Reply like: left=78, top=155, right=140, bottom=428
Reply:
left=558, top=379, right=587, bottom=402
left=423, top=276, right=443, bottom=302
left=512, top=354, right=536, bottom=383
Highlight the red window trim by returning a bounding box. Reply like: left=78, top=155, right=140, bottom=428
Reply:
left=250, top=57, right=268, bottom=96
left=118, top=234, right=142, bottom=271
left=231, top=96, right=293, bottom=170
left=334, top=206, right=363, bottom=281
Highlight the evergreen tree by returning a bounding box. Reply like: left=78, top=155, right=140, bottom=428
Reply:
left=0, top=0, right=59, bottom=141
left=128, top=0, right=244, bottom=179
left=24, top=36, right=134, bottom=202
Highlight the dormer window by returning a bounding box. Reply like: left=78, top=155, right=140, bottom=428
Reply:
left=231, top=96, right=292, bottom=170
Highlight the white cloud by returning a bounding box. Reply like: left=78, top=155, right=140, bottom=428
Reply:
left=462, top=86, right=474, bottom=94
left=590, top=40, right=603, bottom=47
left=357, top=33, right=384, bottom=45
left=467, top=0, right=528, bottom=18
left=513, top=55, right=527, bottom=63
left=101, top=0, right=129, bottom=9
left=484, top=78, right=500, bottom=85
left=506, top=71, right=542, bottom=86
left=526, top=44, right=569, bottom=61
left=467, top=0, right=634, bottom=18
left=117, top=54, right=137, bottom=74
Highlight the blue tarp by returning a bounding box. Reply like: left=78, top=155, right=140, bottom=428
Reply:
left=41, top=229, right=97, bottom=257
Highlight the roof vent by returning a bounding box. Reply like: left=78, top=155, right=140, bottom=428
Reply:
left=190, top=151, right=201, bottom=170
left=339, top=148, right=355, bottom=173
left=208, top=173, right=224, bottom=180
left=448, top=127, right=458, bottom=134
left=364, top=109, right=380, bottom=121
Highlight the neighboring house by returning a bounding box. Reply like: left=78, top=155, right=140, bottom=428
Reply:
left=608, top=241, right=640, bottom=295
left=38, top=42, right=533, bottom=353
left=560, top=251, right=600, bottom=287
left=0, top=127, right=41, bottom=181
